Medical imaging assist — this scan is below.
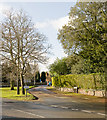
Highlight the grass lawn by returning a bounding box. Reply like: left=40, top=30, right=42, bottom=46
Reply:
left=0, top=86, right=37, bottom=101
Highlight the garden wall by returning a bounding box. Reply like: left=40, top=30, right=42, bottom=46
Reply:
left=57, top=87, right=105, bottom=97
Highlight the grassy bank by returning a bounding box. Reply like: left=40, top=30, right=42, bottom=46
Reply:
left=0, top=86, right=37, bottom=101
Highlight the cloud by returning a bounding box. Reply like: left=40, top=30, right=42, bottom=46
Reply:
left=0, top=4, right=11, bottom=14
left=48, top=57, right=56, bottom=64
left=38, top=57, right=56, bottom=72
left=36, top=22, right=48, bottom=28
left=35, top=16, right=69, bottom=31
left=0, top=4, right=11, bottom=20
left=50, top=16, right=69, bottom=30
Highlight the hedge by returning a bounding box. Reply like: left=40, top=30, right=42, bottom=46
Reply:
left=52, top=73, right=105, bottom=90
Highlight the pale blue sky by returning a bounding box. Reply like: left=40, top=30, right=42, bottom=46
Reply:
left=0, top=2, right=76, bottom=72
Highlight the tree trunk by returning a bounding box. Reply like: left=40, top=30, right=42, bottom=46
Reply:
left=17, top=71, right=20, bottom=94
left=20, top=73, right=25, bottom=94
left=93, top=74, right=97, bottom=90
left=17, top=79, right=20, bottom=94
left=10, top=73, right=14, bottom=90
left=34, top=72, right=36, bottom=85
left=104, top=65, right=107, bottom=99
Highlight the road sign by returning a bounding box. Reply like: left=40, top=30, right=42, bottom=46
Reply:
left=74, top=87, right=77, bottom=89
left=24, top=86, right=29, bottom=97
left=24, top=86, right=29, bottom=89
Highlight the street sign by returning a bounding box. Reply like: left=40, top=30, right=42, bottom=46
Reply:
left=74, top=87, right=77, bottom=89
left=24, top=86, right=29, bottom=97
left=24, top=86, right=29, bottom=89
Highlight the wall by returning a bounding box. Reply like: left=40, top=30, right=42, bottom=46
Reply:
left=57, top=87, right=105, bottom=97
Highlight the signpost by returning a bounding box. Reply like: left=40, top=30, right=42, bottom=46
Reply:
left=73, top=87, right=78, bottom=93
left=24, top=86, right=29, bottom=97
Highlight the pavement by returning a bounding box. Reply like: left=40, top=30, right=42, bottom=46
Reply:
left=1, top=85, right=107, bottom=119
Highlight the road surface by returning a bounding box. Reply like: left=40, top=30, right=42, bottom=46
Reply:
left=1, top=85, right=106, bottom=119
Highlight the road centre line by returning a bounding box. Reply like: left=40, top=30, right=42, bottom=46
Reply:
left=51, top=105, right=57, bottom=107
left=97, top=113, right=107, bottom=116
left=13, top=109, right=45, bottom=118
left=50, top=105, right=78, bottom=110
left=50, top=104, right=106, bottom=117
left=81, top=110, right=92, bottom=113
left=72, top=109, right=78, bottom=111
left=60, top=106, right=69, bottom=109
left=82, top=110, right=107, bottom=116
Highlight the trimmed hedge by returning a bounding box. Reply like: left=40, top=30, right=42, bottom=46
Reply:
left=52, top=73, right=105, bottom=90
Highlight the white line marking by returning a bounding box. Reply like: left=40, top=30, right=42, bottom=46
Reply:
left=82, top=110, right=92, bottom=113
left=51, top=105, right=58, bottom=108
left=60, top=106, right=68, bottom=109
left=13, top=109, right=45, bottom=118
left=72, top=109, right=78, bottom=111
left=97, top=113, right=106, bottom=116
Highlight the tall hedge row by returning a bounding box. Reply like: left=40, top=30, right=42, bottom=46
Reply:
left=52, top=73, right=105, bottom=90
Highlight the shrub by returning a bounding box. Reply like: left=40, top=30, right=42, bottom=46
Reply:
left=52, top=73, right=105, bottom=90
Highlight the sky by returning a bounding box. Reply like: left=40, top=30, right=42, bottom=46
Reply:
left=0, top=1, right=76, bottom=72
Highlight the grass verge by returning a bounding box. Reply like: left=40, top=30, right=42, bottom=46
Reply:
left=0, top=86, right=38, bottom=101
left=46, top=87, right=105, bottom=103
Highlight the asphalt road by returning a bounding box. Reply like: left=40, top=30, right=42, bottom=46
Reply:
left=1, top=86, right=107, bottom=119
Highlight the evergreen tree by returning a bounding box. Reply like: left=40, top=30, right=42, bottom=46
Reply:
left=41, top=72, right=46, bottom=82
left=35, top=71, right=40, bottom=82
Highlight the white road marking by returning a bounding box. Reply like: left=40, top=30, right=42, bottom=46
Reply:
left=82, top=110, right=92, bottom=113
left=72, top=109, right=78, bottom=111
left=13, top=109, right=45, bottom=118
left=60, top=106, right=69, bottom=109
left=51, top=105, right=58, bottom=108
left=97, top=113, right=107, bottom=116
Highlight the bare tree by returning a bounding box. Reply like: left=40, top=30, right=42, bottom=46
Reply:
left=1, top=9, right=50, bottom=94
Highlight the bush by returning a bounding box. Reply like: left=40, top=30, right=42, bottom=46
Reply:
left=52, top=73, right=105, bottom=90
